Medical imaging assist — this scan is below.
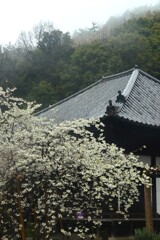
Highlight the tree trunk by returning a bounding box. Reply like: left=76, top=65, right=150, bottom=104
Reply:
left=33, top=208, right=39, bottom=240
left=59, top=218, right=65, bottom=240
left=16, top=175, right=26, bottom=240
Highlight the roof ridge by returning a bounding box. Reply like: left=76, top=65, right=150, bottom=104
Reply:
left=36, top=68, right=134, bottom=116
left=102, top=68, right=134, bottom=81
left=122, top=68, right=139, bottom=98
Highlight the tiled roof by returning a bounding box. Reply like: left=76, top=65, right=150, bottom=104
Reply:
left=36, top=67, right=160, bottom=128
left=117, top=70, right=160, bottom=127
left=36, top=69, right=132, bottom=122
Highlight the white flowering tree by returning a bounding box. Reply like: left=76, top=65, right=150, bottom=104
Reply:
left=0, top=88, right=151, bottom=240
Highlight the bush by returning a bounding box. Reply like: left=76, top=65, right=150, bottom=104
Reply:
left=133, top=228, right=160, bottom=240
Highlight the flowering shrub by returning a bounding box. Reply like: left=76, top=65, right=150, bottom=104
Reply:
left=0, top=88, right=151, bottom=239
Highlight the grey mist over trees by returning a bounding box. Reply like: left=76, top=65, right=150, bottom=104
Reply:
left=73, top=3, right=160, bottom=45
left=0, top=7, right=159, bottom=109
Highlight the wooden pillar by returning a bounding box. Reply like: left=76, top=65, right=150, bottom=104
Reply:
left=144, top=185, right=153, bottom=232
left=151, top=155, right=157, bottom=214
left=111, top=221, right=116, bottom=238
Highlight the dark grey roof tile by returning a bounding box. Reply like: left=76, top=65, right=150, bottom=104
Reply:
left=118, top=70, right=160, bottom=127
left=37, top=68, right=160, bottom=128
left=37, top=69, right=132, bottom=122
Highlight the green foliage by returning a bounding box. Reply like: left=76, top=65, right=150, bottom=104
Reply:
left=0, top=11, right=159, bottom=108
left=133, top=228, right=160, bottom=240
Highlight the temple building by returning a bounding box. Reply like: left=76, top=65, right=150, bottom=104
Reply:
left=37, top=66, right=160, bottom=236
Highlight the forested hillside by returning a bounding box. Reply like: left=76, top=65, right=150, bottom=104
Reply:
left=0, top=10, right=159, bottom=110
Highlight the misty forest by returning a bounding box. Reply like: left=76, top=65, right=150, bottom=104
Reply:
left=0, top=7, right=160, bottom=110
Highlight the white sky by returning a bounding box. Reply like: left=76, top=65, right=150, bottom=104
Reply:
left=0, top=0, right=159, bottom=45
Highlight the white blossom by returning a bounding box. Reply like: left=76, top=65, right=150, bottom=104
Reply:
left=0, top=87, right=151, bottom=239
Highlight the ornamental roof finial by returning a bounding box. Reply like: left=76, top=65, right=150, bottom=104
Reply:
left=106, top=100, right=115, bottom=116
left=134, top=65, right=138, bottom=69
left=116, top=90, right=126, bottom=103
